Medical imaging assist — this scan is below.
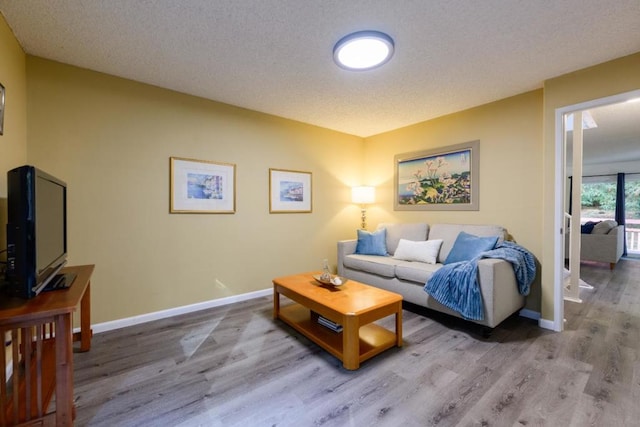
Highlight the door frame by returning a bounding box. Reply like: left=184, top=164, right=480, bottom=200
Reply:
left=553, top=89, right=640, bottom=331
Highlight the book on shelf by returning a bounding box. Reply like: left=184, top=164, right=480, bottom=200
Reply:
left=316, top=314, right=343, bottom=332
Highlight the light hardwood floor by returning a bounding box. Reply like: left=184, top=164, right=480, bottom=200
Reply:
left=73, top=258, right=640, bottom=426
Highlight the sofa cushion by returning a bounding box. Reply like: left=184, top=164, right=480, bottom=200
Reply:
left=592, top=220, right=618, bottom=234
left=444, top=231, right=498, bottom=264
left=393, top=239, right=443, bottom=264
left=355, top=228, right=388, bottom=256
left=581, top=221, right=599, bottom=234
left=429, top=224, right=506, bottom=262
left=395, top=261, right=442, bottom=284
left=342, top=254, right=399, bottom=278
left=377, top=223, right=429, bottom=255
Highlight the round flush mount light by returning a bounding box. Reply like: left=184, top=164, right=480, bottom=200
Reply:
left=333, top=31, right=394, bottom=71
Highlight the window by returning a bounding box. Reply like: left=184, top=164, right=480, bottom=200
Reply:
left=626, top=174, right=640, bottom=254
left=579, top=173, right=640, bottom=255
left=580, top=176, right=616, bottom=222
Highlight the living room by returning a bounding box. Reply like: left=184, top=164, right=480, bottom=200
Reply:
left=0, top=2, right=639, bottom=424
left=1, top=20, right=638, bottom=331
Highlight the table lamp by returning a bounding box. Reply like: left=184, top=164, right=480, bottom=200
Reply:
left=351, top=186, right=375, bottom=229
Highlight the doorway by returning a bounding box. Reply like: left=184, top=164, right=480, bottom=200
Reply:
left=554, top=89, right=640, bottom=331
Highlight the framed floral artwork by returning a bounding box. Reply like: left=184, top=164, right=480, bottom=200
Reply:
left=394, top=140, right=479, bottom=211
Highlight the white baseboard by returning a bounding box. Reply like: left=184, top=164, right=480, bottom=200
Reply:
left=87, top=288, right=272, bottom=335
left=520, top=309, right=560, bottom=331
left=518, top=308, right=540, bottom=321
left=78, top=289, right=561, bottom=335
left=538, top=318, right=557, bottom=331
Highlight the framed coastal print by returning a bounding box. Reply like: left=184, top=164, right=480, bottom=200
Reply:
left=394, top=140, right=479, bottom=211
left=170, top=157, right=236, bottom=213
left=269, top=168, right=312, bottom=213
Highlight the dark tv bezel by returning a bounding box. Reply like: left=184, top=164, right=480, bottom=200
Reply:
left=5, top=165, right=68, bottom=298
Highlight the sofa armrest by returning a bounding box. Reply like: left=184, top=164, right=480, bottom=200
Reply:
left=614, top=225, right=625, bottom=260
left=477, top=258, right=524, bottom=327
left=337, top=240, right=357, bottom=276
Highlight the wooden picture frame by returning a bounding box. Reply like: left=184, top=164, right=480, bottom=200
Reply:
left=170, top=157, right=236, bottom=213
left=0, top=83, right=5, bottom=136
left=394, top=140, right=479, bottom=211
left=269, top=168, right=312, bottom=213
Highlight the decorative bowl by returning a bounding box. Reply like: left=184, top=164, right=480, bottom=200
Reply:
left=312, top=274, right=347, bottom=287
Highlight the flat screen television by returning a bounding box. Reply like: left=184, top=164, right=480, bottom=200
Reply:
left=5, top=165, right=69, bottom=298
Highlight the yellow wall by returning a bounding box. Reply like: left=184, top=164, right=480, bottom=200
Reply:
left=541, top=52, right=640, bottom=322
left=364, top=90, right=544, bottom=311
left=0, top=14, right=28, bottom=256
left=26, top=57, right=364, bottom=323
left=9, top=23, right=640, bottom=327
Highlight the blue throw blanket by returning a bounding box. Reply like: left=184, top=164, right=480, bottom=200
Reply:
left=424, top=241, right=536, bottom=321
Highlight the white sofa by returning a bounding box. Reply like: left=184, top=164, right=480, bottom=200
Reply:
left=337, top=223, right=528, bottom=329
left=565, top=220, right=624, bottom=270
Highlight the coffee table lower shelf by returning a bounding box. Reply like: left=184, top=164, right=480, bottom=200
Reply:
left=278, top=304, right=398, bottom=368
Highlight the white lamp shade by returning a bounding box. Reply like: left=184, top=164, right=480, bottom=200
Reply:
left=352, top=186, right=375, bottom=204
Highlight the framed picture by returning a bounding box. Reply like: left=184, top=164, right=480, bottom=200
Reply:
left=170, top=157, right=236, bottom=213
left=269, top=168, right=312, bottom=213
left=0, top=83, right=5, bottom=136
left=394, top=140, right=479, bottom=211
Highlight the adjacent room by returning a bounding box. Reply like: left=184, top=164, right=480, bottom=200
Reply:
left=0, top=1, right=639, bottom=426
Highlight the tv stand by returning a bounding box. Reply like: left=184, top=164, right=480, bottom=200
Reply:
left=0, top=264, right=94, bottom=426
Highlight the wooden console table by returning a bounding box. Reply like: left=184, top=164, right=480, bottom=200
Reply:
left=0, top=264, right=94, bottom=426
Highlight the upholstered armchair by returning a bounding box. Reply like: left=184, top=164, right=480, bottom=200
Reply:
left=566, top=220, right=625, bottom=270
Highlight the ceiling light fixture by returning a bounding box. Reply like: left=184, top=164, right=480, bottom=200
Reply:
left=333, top=31, right=394, bottom=71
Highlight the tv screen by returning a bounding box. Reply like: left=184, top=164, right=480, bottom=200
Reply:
left=35, top=173, right=67, bottom=285
left=5, top=165, right=68, bottom=298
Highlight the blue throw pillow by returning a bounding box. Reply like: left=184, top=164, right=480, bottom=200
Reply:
left=444, top=231, right=498, bottom=264
left=581, top=221, right=599, bottom=234
left=355, top=228, right=388, bottom=256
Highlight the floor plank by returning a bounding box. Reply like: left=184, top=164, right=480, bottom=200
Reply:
left=74, top=258, right=640, bottom=426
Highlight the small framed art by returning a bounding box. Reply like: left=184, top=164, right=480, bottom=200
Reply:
left=170, top=157, right=236, bottom=213
left=269, top=168, right=312, bottom=213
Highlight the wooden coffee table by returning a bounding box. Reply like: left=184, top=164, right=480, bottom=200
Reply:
left=273, top=272, right=402, bottom=370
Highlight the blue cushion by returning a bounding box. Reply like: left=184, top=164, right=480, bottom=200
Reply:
left=444, top=231, right=498, bottom=264
left=355, top=228, right=388, bottom=256
left=581, top=221, right=599, bottom=234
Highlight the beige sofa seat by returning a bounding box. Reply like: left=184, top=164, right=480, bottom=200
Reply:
left=565, top=222, right=624, bottom=270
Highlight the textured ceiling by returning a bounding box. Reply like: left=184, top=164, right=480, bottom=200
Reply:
left=571, top=100, right=640, bottom=171
left=1, top=0, right=639, bottom=142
